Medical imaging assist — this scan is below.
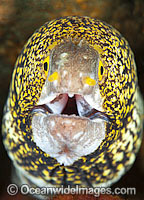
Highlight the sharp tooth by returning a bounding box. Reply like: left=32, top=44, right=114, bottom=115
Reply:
left=68, top=93, right=74, bottom=98
left=47, top=94, right=68, bottom=114
left=75, top=94, right=92, bottom=116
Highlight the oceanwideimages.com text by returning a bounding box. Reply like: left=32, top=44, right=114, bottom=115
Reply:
left=7, top=183, right=136, bottom=197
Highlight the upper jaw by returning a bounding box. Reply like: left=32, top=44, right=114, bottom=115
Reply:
left=33, top=92, right=111, bottom=123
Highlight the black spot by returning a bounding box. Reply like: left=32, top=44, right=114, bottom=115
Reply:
left=20, top=121, right=26, bottom=131
left=62, top=167, right=68, bottom=187
left=49, top=166, right=60, bottom=177
left=44, top=62, right=48, bottom=71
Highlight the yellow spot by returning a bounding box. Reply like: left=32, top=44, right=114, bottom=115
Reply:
left=48, top=166, right=55, bottom=170
left=57, top=170, right=62, bottom=174
left=48, top=72, right=59, bottom=82
left=67, top=173, right=75, bottom=178
left=67, top=178, right=75, bottom=181
left=90, top=158, right=96, bottom=163
left=35, top=161, right=39, bottom=165
left=93, top=45, right=103, bottom=54
left=65, top=168, right=74, bottom=173
left=39, top=158, right=43, bottom=163
left=11, top=99, right=15, bottom=107
left=74, top=180, right=81, bottom=184
left=43, top=169, right=49, bottom=176
left=83, top=76, right=96, bottom=86
left=13, top=111, right=17, bottom=117
left=117, top=164, right=123, bottom=171
left=75, top=175, right=80, bottom=179
left=82, top=157, right=87, bottom=162
left=103, top=169, right=111, bottom=176
left=59, top=173, right=64, bottom=177
left=25, top=143, right=30, bottom=151
left=44, top=153, right=49, bottom=157
left=48, top=41, right=58, bottom=51
left=23, top=132, right=26, bottom=136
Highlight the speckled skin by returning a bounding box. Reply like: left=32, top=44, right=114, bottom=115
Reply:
left=2, top=16, right=143, bottom=189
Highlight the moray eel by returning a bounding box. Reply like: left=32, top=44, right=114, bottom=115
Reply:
left=2, top=16, right=143, bottom=195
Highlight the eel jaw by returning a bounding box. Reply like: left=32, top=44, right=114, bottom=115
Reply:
left=31, top=93, right=109, bottom=166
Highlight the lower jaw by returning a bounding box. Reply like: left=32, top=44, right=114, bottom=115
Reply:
left=31, top=109, right=106, bottom=166
left=31, top=93, right=111, bottom=166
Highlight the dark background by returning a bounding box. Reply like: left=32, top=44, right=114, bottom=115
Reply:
left=0, top=0, right=144, bottom=199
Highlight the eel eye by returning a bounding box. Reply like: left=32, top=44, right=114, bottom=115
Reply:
left=100, top=65, right=104, bottom=75
left=44, top=62, right=48, bottom=71
left=83, top=76, right=96, bottom=86
left=98, top=60, right=105, bottom=82
left=43, top=56, right=50, bottom=76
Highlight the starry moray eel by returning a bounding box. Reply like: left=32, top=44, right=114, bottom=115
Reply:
left=2, top=16, right=143, bottom=197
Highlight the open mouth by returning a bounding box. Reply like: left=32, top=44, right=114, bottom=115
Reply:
left=32, top=93, right=110, bottom=123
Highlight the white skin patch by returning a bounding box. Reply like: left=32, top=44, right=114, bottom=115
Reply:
left=60, top=52, right=68, bottom=58
left=56, top=52, right=68, bottom=68
left=83, top=55, right=88, bottom=59
left=62, top=70, right=68, bottom=77
left=50, top=120, right=55, bottom=127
